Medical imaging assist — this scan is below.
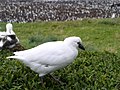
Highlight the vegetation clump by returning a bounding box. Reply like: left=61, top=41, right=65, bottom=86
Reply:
left=0, top=50, right=119, bottom=90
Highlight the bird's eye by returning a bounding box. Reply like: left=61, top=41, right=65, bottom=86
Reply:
left=77, top=42, right=80, bottom=44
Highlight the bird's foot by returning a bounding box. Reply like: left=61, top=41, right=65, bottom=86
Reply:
left=49, top=74, right=65, bottom=85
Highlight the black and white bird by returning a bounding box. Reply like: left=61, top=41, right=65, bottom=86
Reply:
left=7, top=36, right=85, bottom=82
left=0, top=23, right=19, bottom=49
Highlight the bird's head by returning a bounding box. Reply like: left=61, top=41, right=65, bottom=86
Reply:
left=6, top=23, right=15, bottom=35
left=64, top=36, right=85, bottom=50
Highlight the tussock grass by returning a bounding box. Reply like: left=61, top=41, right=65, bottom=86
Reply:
left=0, top=50, right=119, bottom=90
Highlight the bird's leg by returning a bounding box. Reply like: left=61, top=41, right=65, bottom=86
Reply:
left=49, top=74, right=65, bottom=85
left=40, top=76, right=46, bottom=87
left=40, top=76, right=44, bottom=84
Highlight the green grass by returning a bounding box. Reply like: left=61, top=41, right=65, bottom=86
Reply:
left=2, top=18, right=119, bottom=54
left=0, top=18, right=120, bottom=90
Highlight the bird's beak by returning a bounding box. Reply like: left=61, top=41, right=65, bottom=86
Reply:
left=78, top=42, right=85, bottom=50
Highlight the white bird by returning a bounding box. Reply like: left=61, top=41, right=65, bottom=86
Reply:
left=7, top=36, right=85, bottom=78
left=111, top=13, right=116, bottom=19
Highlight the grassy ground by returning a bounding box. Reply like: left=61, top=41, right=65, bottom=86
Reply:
left=0, top=18, right=120, bottom=90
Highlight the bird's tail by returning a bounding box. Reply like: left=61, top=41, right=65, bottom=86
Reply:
left=7, top=56, right=25, bottom=61
left=7, top=56, right=30, bottom=67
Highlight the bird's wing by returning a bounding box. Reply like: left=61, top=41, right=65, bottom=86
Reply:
left=14, top=41, right=76, bottom=65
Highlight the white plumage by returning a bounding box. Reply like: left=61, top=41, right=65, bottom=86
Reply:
left=6, top=23, right=15, bottom=35
left=7, top=36, right=85, bottom=77
left=0, top=23, right=15, bottom=38
left=111, top=13, right=116, bottom=19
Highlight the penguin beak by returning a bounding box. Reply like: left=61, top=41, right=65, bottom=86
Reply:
left=78, top=42, right=85, bottom=50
